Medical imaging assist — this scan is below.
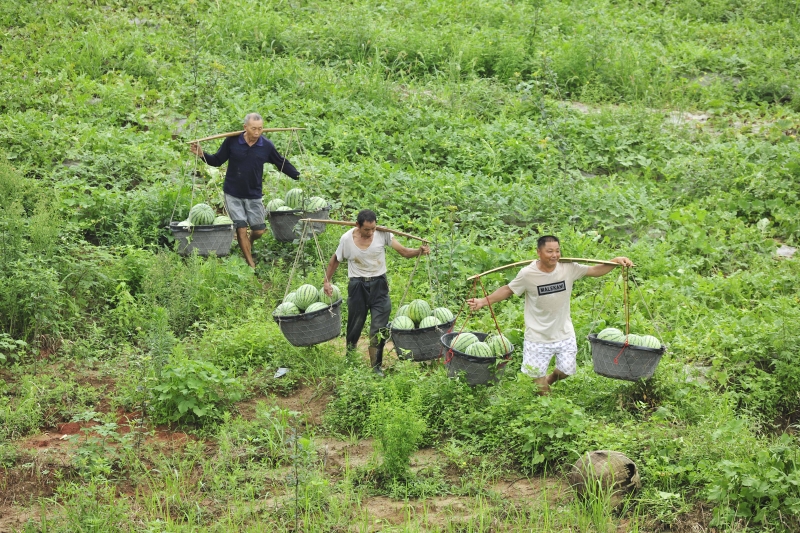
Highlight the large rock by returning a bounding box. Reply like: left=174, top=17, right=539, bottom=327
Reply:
left=568, top=450, right=641, bottom=507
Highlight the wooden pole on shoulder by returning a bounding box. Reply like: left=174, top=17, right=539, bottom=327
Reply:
left=466, top=258, right=625, bottom=280
left=299, top=219, right=430, bottom=243
left=185, top=128, right=306, bottom=144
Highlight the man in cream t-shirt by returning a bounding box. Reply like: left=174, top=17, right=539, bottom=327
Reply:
left=323, top=209, right=430, bottom=375
left=468, top=235, right=632, bottom=394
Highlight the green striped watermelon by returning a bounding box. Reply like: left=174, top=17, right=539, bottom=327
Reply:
left=189, top=203, right=215, bottom=225
left=639, top=335, right=661, bottom=349
left=305, top=197, right=327, bottom=211
left=274, top=302, right=300, bottom=316
left=392, top=316, right=415, bottom=330
left=465, top=342, right=493, bottom=358
left=626, top=334, right=644, bottom=346
left=451, top=332, right=478, bottom=353
left=276, top=206, right=293, bottom=211
left=294, top=284, right=319, bottom=311
left=267, top=198, right=285, bottom=212
left=396, top=305, right=410, bottom=318
left=407, top=299, right=431, bottom=325
left=213, top=215, right=233, bottom=225
left=284, top=292, right=299, bottom=305
left=304, top=302, right=329, bottom=313
left=318, top=284, right=341, bottom=305
left=432, top=307, right=454, bottom=324
left=285, top=188, right=304, bottom=209
left=418, top=316, right=439, bottom=329
left=485, top=334, right=512, bottom=357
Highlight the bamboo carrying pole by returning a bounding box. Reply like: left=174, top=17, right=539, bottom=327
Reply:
left=299, top=219, right=430, bottom=243
left=466, top=258, right=627, bottom=280
left=185, top=128, right=306, bottom=144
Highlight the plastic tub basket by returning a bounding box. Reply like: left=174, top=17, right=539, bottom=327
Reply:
left=587, top=334, right=665, bottom=381
left=390, top=319, right=456, bottom=361
left=440, top=332, right=512, bottom=386
left=268, top=205, right=331, bottom=243
left=274, top=299, right=343, bottom=347
left=169, top=223, right=235, bottom=257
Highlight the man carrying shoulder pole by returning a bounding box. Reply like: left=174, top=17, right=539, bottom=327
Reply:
left=467, top=235, right=633, bottom=394
left=323, top=210, right=430, bottom=376
left=190, top=113, right=300, bottom=269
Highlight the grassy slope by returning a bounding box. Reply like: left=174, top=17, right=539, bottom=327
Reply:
left=1, top=0, right=800, bottom=531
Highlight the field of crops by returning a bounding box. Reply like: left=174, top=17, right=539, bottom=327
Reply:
left=1, top=0, right=799, bottom=531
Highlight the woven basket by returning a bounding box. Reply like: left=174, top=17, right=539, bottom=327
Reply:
left=274, top=299, right=342, bottom=347
left=587, top=334, right=665, bottom=381
left=390, top=318, right=456, bottom=361
left=440, top=332, right=511, bottom=386
left=169, top=223, right=235, bottom=257
left=268, top=205, right=331, bottom=242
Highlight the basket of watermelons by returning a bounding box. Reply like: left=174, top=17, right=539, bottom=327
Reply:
left=267, top=188, right=331, bottom=242
left=169, top=203, right=236, bottom=257
left=588, top=328, right=665, bottom=381
left=273, top=283, right=343, bottom=347
left=440, top=331, right=513, bottom=386
left=389, top=299, right=457, bottom=361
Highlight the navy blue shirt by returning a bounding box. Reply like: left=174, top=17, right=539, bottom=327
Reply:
left=202, top=134, right=300, bottom=199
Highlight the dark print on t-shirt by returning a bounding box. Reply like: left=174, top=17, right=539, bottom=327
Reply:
left=537, top=281, right=567, bottom=296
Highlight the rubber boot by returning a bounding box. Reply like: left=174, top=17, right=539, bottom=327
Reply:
left=368, top=346, right=384, bottom=377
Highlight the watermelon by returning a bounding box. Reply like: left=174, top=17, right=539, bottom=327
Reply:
left=267, top=198, right=285, bottom=212
left=285, top=188, right=304, bottom=209
left=189, top=203, right=215, bottom=225
left=396, top=305, right=410, bottom=318
left=626, top=334, right=644, bottom=347
left=464, top=342, right=493, bottom=358
left=318, top=284, right=341, bottom=305
left=274, top=302, right=300, bottom=316
left=284, top=292, right=299, bottom=306
left=176, top=219, right=192, bottom=228
left=305, top=196, right=327, bottom=211
left=432, top=307, right=454, bottom=324
left=276, top=206, right=293, bottom=211
left=213, top=215, right=233, bottom=225
left=450, top=332, right=479, bottom=353
left=639, top=335, right=661, bottom=349
left=392, top=316, right=415, bottom=330
left=407, top=299, right=432, bottom=325
left=294, top=284, right=319, bottom=311
left=485, top=333, right=512, bottom=357
left=597, top=328, right=626, bottom=343
left=418, top=316, right=439, bottom=329
left=304, top=302, right=329, bottom=314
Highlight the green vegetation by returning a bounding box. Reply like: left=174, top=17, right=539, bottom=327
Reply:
left=1, top=0, right=799, bottom=530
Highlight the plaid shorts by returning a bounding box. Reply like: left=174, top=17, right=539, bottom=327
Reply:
left=521, top=337, right=578, bottom=378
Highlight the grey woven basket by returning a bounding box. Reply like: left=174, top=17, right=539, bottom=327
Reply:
left=587, top=334, right=665, bottom=381
left=440, top=332, right=511, bottom=386
left=273, top=298, right=343, bottom=347
left=390, top=318, right=456, bottom=361
left=268, top=205, right=331, bottom=242
left=169, top=223, right=235, bottom=257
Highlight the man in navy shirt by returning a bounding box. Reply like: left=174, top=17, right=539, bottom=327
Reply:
left=190, top=113, right=300, bottom=268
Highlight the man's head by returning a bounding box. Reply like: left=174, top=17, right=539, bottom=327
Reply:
left=243, top=113, right=264, bottom=140
left=536, top=235, right=561, bottom=268
left=356, top=209, right=378, bottom=238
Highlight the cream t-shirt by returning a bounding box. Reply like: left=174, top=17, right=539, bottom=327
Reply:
left=508, top=261, right=589, bottom=343
left=335, top=228, right=394, bottom=278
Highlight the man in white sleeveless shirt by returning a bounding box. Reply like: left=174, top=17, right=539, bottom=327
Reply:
left=468, top=235, right=632, bottom=394
left=323, top=210, right=430, bottom=375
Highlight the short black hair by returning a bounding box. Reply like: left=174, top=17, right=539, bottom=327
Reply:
left=537, top=235, right=560, bottom=249
left=356, top=209, right=377, bottom=226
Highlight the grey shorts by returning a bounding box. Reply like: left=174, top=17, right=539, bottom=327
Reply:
left=224, top=194, right=266, bottom=230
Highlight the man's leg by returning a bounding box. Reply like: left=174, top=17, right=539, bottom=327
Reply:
left=250, top=229, right=266, bottom=244
left=548, top=337, right=578, bottom=388
left=521, top=341, right=556, bottom=395
left=236, top=227, right=256, bottom=268
left=366, top=277, right=392, bottom=375
left=345, top=279, right=367, bottom=354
